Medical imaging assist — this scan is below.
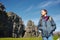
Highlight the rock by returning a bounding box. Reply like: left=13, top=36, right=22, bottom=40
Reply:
left=24, top=20, right=39, bottom=37
left=7, top=12, right=25, bottom=38
left=0, top=2, right=5, bottom=11
left=0, top=2, right=25, bottom=38
left=0, top=2, right=10, bottom=37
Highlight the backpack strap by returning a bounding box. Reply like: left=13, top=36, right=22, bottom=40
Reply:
left=48, top=16, right=52, bottom=21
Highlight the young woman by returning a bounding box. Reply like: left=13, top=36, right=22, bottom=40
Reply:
left=38, top=9, right=56, bottom=40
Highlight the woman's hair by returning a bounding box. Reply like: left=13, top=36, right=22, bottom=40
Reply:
left=42, top=9, right=47, bottom=14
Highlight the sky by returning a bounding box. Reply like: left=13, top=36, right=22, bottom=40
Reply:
left=0, top=0, right=60, bottom=32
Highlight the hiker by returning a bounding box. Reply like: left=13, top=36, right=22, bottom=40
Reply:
left=38, top=9, right=56, bottom=40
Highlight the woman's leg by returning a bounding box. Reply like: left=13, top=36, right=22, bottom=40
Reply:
left=48, top=35, right=53, bottom=40
left=42, top=37, right=47, bottom=40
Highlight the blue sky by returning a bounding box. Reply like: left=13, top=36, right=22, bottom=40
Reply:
left=0, top=0, right=60, bottom=31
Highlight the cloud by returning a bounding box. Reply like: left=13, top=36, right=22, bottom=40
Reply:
left=38, top=1, right=52, bottom=8
left=22, top=0, right=60, bottom=14
left=40, top=2, right=52, bottom=8
left=54, top=0, right=60, bottom=4
left=24, top=6, right=33, bottom=13
left=38, top=0, right=60, bottom=8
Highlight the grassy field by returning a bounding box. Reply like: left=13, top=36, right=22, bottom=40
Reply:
left=0, top=36, right=60, bottom=40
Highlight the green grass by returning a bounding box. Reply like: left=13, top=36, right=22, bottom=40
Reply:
left=53, top=35, right=60, bottom=40
left=0, top=36, right=60, bottom=40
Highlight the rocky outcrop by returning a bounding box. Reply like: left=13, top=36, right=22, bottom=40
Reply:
left=7, top=12, right=25, bottom=38
left=0, top=2, right=10, bottom=37
left=24, top=20, right=39, bottom=37
left=0, top=2, right=25, bottom=38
